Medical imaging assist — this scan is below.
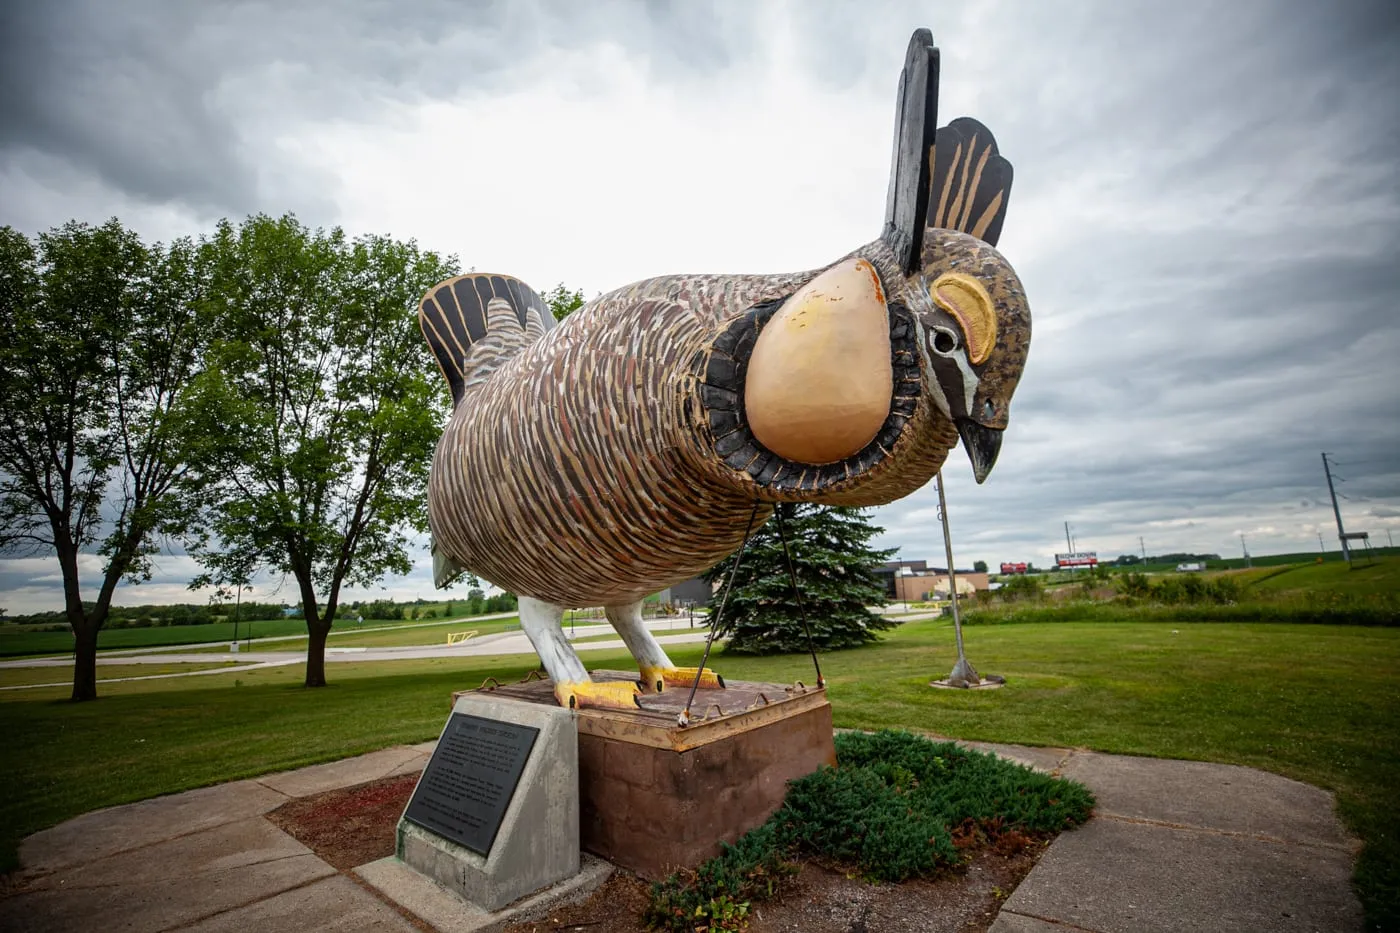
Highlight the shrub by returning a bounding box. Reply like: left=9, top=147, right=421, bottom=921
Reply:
left=645, top=823, right=794, bottom=932
left=645, top=730, right=1094, bottom=930
left=998, top=574, right=1043, bottom=602
left=1117, top=572, right=1152, bottom=598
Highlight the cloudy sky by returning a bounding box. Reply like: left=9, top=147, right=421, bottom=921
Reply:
left=2, top=0, right=1398, bottom=613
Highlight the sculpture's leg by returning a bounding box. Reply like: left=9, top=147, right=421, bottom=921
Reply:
left=519, top=596, right=639, bottom=709
left=605, top=601, right=725, bottom=694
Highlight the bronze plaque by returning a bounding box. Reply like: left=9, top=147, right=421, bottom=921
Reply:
left=404, top=713, right=540, bottom=856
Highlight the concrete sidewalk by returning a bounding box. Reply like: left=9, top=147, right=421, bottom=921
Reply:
left=972, top=742, right=1364, bottom=932
left=0, top=741, right=1364, bottom=932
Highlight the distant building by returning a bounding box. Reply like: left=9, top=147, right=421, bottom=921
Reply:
left=875, top=560, right=928, bottom=598
left=654, top=576, right=713, bottom=605
left=892, top=570, right=990, bottom=602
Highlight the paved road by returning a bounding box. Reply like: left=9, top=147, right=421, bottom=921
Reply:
left=0, top=611, right=943, bottom=690
left=93, top=611, right=525, bottom=657
left=0, top=621, right=716, bottom=689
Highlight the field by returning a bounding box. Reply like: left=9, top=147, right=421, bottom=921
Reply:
left=2, top=557, right=1398, bottom=926
left=1008, top=546, right=1400, bottom=581
left=0, top=611, right=519, bottom=658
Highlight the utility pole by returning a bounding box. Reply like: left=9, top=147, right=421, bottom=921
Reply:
left=1241, top=534, right=1251, bottom=568
left=933, top=471, right=1002, bottom=688
left=1318, top=531, right=1326, bottom=553
left=1064, top=521, right=1073, bottom=554
left=1388, top=529, right=1395, bottom=549
left=1322, top=453, right=1351, bottom=563
left=1139, top=536, right=1147, bottom=563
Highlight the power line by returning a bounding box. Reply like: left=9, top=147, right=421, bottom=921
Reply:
left=1329, top=458, right=1398, bottom=468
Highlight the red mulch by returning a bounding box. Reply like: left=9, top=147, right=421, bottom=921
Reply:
left=268, top=774, right=1047, bottom=932
left=266, top=772, right=421, bottom=870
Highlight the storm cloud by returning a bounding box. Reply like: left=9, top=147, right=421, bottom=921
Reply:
left=2, top=0, right=1397, bottom=611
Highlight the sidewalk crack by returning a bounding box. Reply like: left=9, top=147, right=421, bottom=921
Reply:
left=1099, top=812, right=1356, bottom=851
left=999, top=908, right=1105, bottom=931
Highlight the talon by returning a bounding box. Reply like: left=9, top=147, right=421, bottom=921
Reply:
left=641, top=665, right=726, bottom=692
left=554, top=680, right=642, bottom=710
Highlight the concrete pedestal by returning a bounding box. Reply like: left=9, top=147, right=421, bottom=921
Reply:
left=456, top=670, right=836, bottom=880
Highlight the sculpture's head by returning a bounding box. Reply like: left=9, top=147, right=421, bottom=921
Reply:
left=906, top=228, right=1030, bottom=482
left=739, top=237, right=1028, bottom=488
left=697, top=30, right=1031, bottom=500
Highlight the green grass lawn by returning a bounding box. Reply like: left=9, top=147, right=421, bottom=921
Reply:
left=1, top=619, right=1397, bottom=927
left=1242, top=556, right=1400, bottom=597
left=0, top=662, right=248, bottom=688
left=0, top=616, right=314, bottom=657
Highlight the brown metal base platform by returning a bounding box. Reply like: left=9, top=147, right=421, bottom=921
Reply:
left=453, top=669, right=835, bottom=879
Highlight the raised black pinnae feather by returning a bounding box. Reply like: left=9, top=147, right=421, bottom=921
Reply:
left=882, top=28, right=940, bottom=274
left=927, top=116, right=1014, bottom=247
left=418, top=273, right=554, bottom=406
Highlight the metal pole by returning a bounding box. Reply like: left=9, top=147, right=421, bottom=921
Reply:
left=1318, top=531, right=1326, bottom=554
left=773, top=505, right=825, bottom=689
left=1064, top=521, right=1073, bottom=555
left=1240, top=534, right=1251, bottom=569
left=937, top=471, right=978, bottom=686
left=1322, top=453, right=1352, bottom=563
left=680, top=502, right=760, bottom=727
left=1140, top=536, right=1146, bottom=563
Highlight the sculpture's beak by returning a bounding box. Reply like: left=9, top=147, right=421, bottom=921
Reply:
left=956, top=419, right=1002, bottom=484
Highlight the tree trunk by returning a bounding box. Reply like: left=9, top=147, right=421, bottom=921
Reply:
left=304, top=621, right=330, bottom=687
left=71, top=620, right=100, bottom=702
left=55, top=537, right=100, bottom=702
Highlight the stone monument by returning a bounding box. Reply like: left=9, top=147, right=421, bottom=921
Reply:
left=397, top=693, right=578, bottom=909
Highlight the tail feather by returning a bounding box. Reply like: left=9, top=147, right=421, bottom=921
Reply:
left=927, top=116, right=1014, bottom=247
left=882, top=28, right=940, bottom=274
left=419, top=273, right=555, bottom=406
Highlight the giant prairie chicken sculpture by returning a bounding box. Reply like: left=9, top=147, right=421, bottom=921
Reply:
left=420, top=30, right=1031, bottom=709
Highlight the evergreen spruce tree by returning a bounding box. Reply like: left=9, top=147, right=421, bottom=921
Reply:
left=703, top=503, right=897, bottom=655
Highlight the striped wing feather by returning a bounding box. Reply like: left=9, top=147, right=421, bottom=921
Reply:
left=419, top=273, right=554, bottom=406
left=928, top=116, right=1014, bottom=247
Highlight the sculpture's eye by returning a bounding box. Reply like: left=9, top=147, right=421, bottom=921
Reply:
left=931, top=327, right=959, bottom=354
left=929, top=272, right=995, bottom=364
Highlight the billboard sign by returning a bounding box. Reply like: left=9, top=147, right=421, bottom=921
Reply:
left=999, top=562, right=1028, bottom=574
left=1055, top=552, right=1098, bottom=568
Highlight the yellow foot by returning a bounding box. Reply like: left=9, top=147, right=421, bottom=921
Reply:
left=639, top=665, right=726, bottom=693
left=554, top=679, right=641, bottom=710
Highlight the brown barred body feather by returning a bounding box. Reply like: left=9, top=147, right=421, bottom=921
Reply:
left=423, top=239, right=969, bottom=607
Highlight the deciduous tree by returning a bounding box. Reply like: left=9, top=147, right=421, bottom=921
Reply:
left=0, top=220, right=209, bottom=700
left=190, top=214, right=456, bottom=686
left=544, top=283, right=585, bottom=321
